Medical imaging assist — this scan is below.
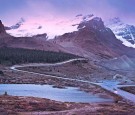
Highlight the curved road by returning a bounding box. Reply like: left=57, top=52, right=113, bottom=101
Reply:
left=10, top=58, right=135, bottom=103
left=98, top=81, right=135, bottom=103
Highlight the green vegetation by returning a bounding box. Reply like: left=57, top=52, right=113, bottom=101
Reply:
left=0, top=47, right=79, bottom=65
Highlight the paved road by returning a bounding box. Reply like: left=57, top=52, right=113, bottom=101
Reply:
left=97, top=80, right=135, bottom=103
left=11, top=58, right=87, bottom=68
left=10, top=58, right=135, bottom=103
left=10, top=58, right=93, bottom=83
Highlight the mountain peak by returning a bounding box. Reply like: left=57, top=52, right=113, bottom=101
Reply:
left=0, top=20, right=6, bottom=33
left=92, top=17, right=102, bottom=22
left=105, top=17, right=135, bottom=47
left=77, top=17, right=104, bottom=30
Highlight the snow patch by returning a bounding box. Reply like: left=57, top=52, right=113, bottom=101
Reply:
left=106, top=17, right=135, bottom=48
left=116, top=35, right=135, bottom=48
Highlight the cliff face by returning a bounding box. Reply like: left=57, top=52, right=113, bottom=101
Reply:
left=0, top=20, right=14, bottom=47
left=0, top=20, right=6, bottom=33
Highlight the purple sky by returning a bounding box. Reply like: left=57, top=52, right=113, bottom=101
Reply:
left=1, top=0, right=135, bottom=24
left=0, top=0, right=135, bottom=38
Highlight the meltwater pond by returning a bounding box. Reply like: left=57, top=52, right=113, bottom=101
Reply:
left=0, top=84, right=113, bottom=103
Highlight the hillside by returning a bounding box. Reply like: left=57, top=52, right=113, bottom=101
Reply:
left=0, top=47, right=78, bottom=65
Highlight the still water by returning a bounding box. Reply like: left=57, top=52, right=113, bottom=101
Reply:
left=0, top=84, right=113, bottom=103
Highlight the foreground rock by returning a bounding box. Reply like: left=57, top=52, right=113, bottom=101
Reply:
left=0, top=95, right=135, bottom=115
left=0, top=95, right=72, bottom=114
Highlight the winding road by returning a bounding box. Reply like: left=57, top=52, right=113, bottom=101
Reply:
left=98, top=81, right=135, bottom=102
left=10, top=58, right=135, bottom=103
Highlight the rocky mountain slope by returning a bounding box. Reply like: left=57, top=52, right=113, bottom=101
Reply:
left=0, top=20, right=66, bottom=52
left=0, top=20, right=14, bottom=47
left=1, top=17, right=135, bottom=61
left=101, top=55, right=135, bottom=71
left=52, top=17, right=135, bottom=60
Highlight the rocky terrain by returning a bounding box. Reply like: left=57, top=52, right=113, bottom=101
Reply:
left=0, top=94, right=135, bottom=115
left=0, top=95, right=70, bottom=115
left=100, top=55, right=135, bottom=71
left=18, top=59, right=116, bottom=82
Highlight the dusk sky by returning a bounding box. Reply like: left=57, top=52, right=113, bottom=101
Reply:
left=0, top=0, right=135, bottom=38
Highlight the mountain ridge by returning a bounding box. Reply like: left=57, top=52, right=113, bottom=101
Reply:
left=1, top=17, right=135, bottom=61
left=53, top=17, right=135, bottom=59
left=0, top=20, right=66, bottom=52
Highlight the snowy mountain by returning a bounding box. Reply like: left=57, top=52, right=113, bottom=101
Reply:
left=4, top=15, right=135, bottom=49
left=0, top=20, right=66, bottom=52
left=4, top=14, right=94, bottom=39
left=105, top=17, right=135, bottom=48
left=53, top=17, right=135, bottom=59
left=2, top=16, right=135, bottom=59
